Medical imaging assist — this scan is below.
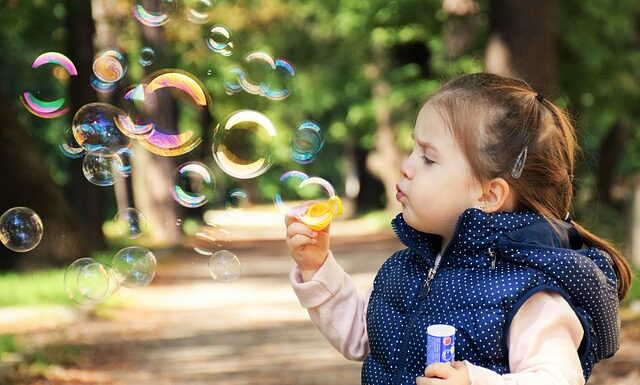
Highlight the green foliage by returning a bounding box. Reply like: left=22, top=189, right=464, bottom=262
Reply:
left=0, top=269, right=70, bottom=307
left=558, top=0, right=640, bottom=176
left=0, top=334, right=19, bottom=357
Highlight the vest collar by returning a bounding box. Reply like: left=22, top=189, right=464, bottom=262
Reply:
left=391, top=208, right=582, bottom=266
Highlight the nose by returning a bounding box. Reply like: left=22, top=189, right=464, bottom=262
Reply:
left=400, top=154, right=413, bottom=179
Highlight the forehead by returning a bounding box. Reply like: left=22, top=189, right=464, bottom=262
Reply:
left=414, top=103, right=456, bottom=147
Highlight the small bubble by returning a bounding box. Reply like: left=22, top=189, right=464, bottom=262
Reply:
left=208, top=250, right=241, bottom=282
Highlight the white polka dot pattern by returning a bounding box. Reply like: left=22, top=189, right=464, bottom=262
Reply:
left=361, top=209, right=620, bottom=384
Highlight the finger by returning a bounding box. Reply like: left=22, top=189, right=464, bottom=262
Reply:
left=288, top=233, right=316, bottom=249
left=424, top=362, right=454, bottom=379
left=415, top=376, right=445, bottom=385
left=287, top=222, right=318, bottom=239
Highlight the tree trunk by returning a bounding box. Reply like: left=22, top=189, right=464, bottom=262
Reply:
left=0, top=97, right=88, bottom=270
left=485, top=0, right=557, bottom=97
left=596, top=121, right=630, bottom=207
left=365, top=48, right=403, bottom=214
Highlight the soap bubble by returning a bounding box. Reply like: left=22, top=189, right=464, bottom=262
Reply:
left=112, top=246, right=157, bottom=288
left=113, top=208, right=148, bottom=239
left=291, top=121, right=323, bottom=164
left=138, top=70, right=209, bottom=156
left=225, top=188, right=249, bottom=210
left=186, top=0, right=213, bottom=24
left=90, top=74, right=118, bottom=93
left=0, top=207, right=43, bottom=252
left=132, top=0, right=177, bottom=27
left=21, top=52, right=77, bottom=118
left=64, top=258, right=111, bottom=305
left=115, top=84, right=156, bottom=139
left=273, top=171, right=310, bottom=214
left=212, top=110, right=277, bottom=179
left=139, top=46, right=156, bottom=66
left=208, top=250, right=241, bottom=282
left=206, top=25, right=234, bottom=56
left=223, top=66, right=244, bottom=95
left=170, top=162, right=215, bottom=208
left=192, top=224, right=231, bottom=256
left=93, top=49, right=127, bottom=83
left=72, top=102, right=131, bottom=154
left=115, top=147, right=135, bottom=177
left=59, top=134, right=85, bottom=159
left=82, top=148, right=123, bottom=186
left=262, top=58, right=295, bottom=100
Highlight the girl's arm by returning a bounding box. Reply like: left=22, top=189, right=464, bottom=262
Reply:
left=290, top=251, right=371, bottom=361
left=464, top=290, right=585, bottom=385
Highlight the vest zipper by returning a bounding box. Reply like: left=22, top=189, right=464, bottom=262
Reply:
left=489, top=247, right=497, bottom=269
left=419, top=267, right=437, bottom=297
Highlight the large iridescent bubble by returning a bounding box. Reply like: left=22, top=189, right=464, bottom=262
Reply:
left=20, top=52, right=77, bottom=118
left=0, top=207, right=43, bottom=252
left=72, top=103, right=131, bottom=154
left=137, top=70, right=210, bottom=156
left=212, top=110, right=277, bottom=179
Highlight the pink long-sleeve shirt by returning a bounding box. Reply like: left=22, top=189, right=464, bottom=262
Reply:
left=290, top=251, right=585, bottom=385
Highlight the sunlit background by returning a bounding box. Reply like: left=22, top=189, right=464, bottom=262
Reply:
left=0, top=0, right=639, bottom=384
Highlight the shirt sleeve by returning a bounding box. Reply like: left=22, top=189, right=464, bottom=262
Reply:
left=290, top=251, right=371, bottom=361
left=465, top=290, right=585, bottom=385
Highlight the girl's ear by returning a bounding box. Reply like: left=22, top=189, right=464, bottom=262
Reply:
left=480, top=178, right=515, bottom=213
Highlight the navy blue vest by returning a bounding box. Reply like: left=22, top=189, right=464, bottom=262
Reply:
left=362, top=209, right=620, bottom=385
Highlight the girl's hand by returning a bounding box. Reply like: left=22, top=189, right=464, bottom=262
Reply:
left=285, top=204, right=331, bottom=271
left=416, top=362, right=469, bottom=385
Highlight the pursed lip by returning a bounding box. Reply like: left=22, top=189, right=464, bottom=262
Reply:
left=395, top=183, right=406, bottom=201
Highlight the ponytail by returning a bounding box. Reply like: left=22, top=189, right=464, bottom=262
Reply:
left=571, top=220, right=631, bottom=300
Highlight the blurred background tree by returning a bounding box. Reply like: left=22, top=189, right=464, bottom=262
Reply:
left=0, top=0, right=639, bottom=269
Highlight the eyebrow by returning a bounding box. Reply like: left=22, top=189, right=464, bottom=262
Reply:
left=411, top=133, right=441, bottom=156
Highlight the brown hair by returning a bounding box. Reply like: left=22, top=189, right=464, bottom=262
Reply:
left=428, top=72, right=631, bottom=300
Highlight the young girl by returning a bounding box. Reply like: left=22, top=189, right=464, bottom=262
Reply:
left=285, top=72, right=631, bottom=385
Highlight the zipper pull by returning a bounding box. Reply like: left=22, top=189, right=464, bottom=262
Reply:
left=488, top=247, right=497, bottom=269
left=420, top=267, right=437, bottom=297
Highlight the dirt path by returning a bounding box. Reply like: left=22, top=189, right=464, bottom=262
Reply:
left=3, top=232, right=640, bottom=384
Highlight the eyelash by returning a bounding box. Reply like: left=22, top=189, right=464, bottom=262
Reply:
left=421, top=155, right=435, bottom=165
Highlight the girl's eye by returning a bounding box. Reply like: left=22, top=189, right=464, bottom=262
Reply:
left=421, top=155, right=435, bottom=165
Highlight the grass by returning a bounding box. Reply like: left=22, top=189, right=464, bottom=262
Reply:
left=0, top=269, right=70, bottom=307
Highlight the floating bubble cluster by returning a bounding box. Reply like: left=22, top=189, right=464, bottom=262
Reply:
left=212, top=110, right=277, bottom=179
left=64, top=258, right=116, bottom=306
left=208, top=250, right=241, bottom=282
left=0, top=207, right=43, bottom=252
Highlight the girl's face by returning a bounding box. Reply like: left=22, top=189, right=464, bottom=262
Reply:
left=396, top=103, right=484, bottom=247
